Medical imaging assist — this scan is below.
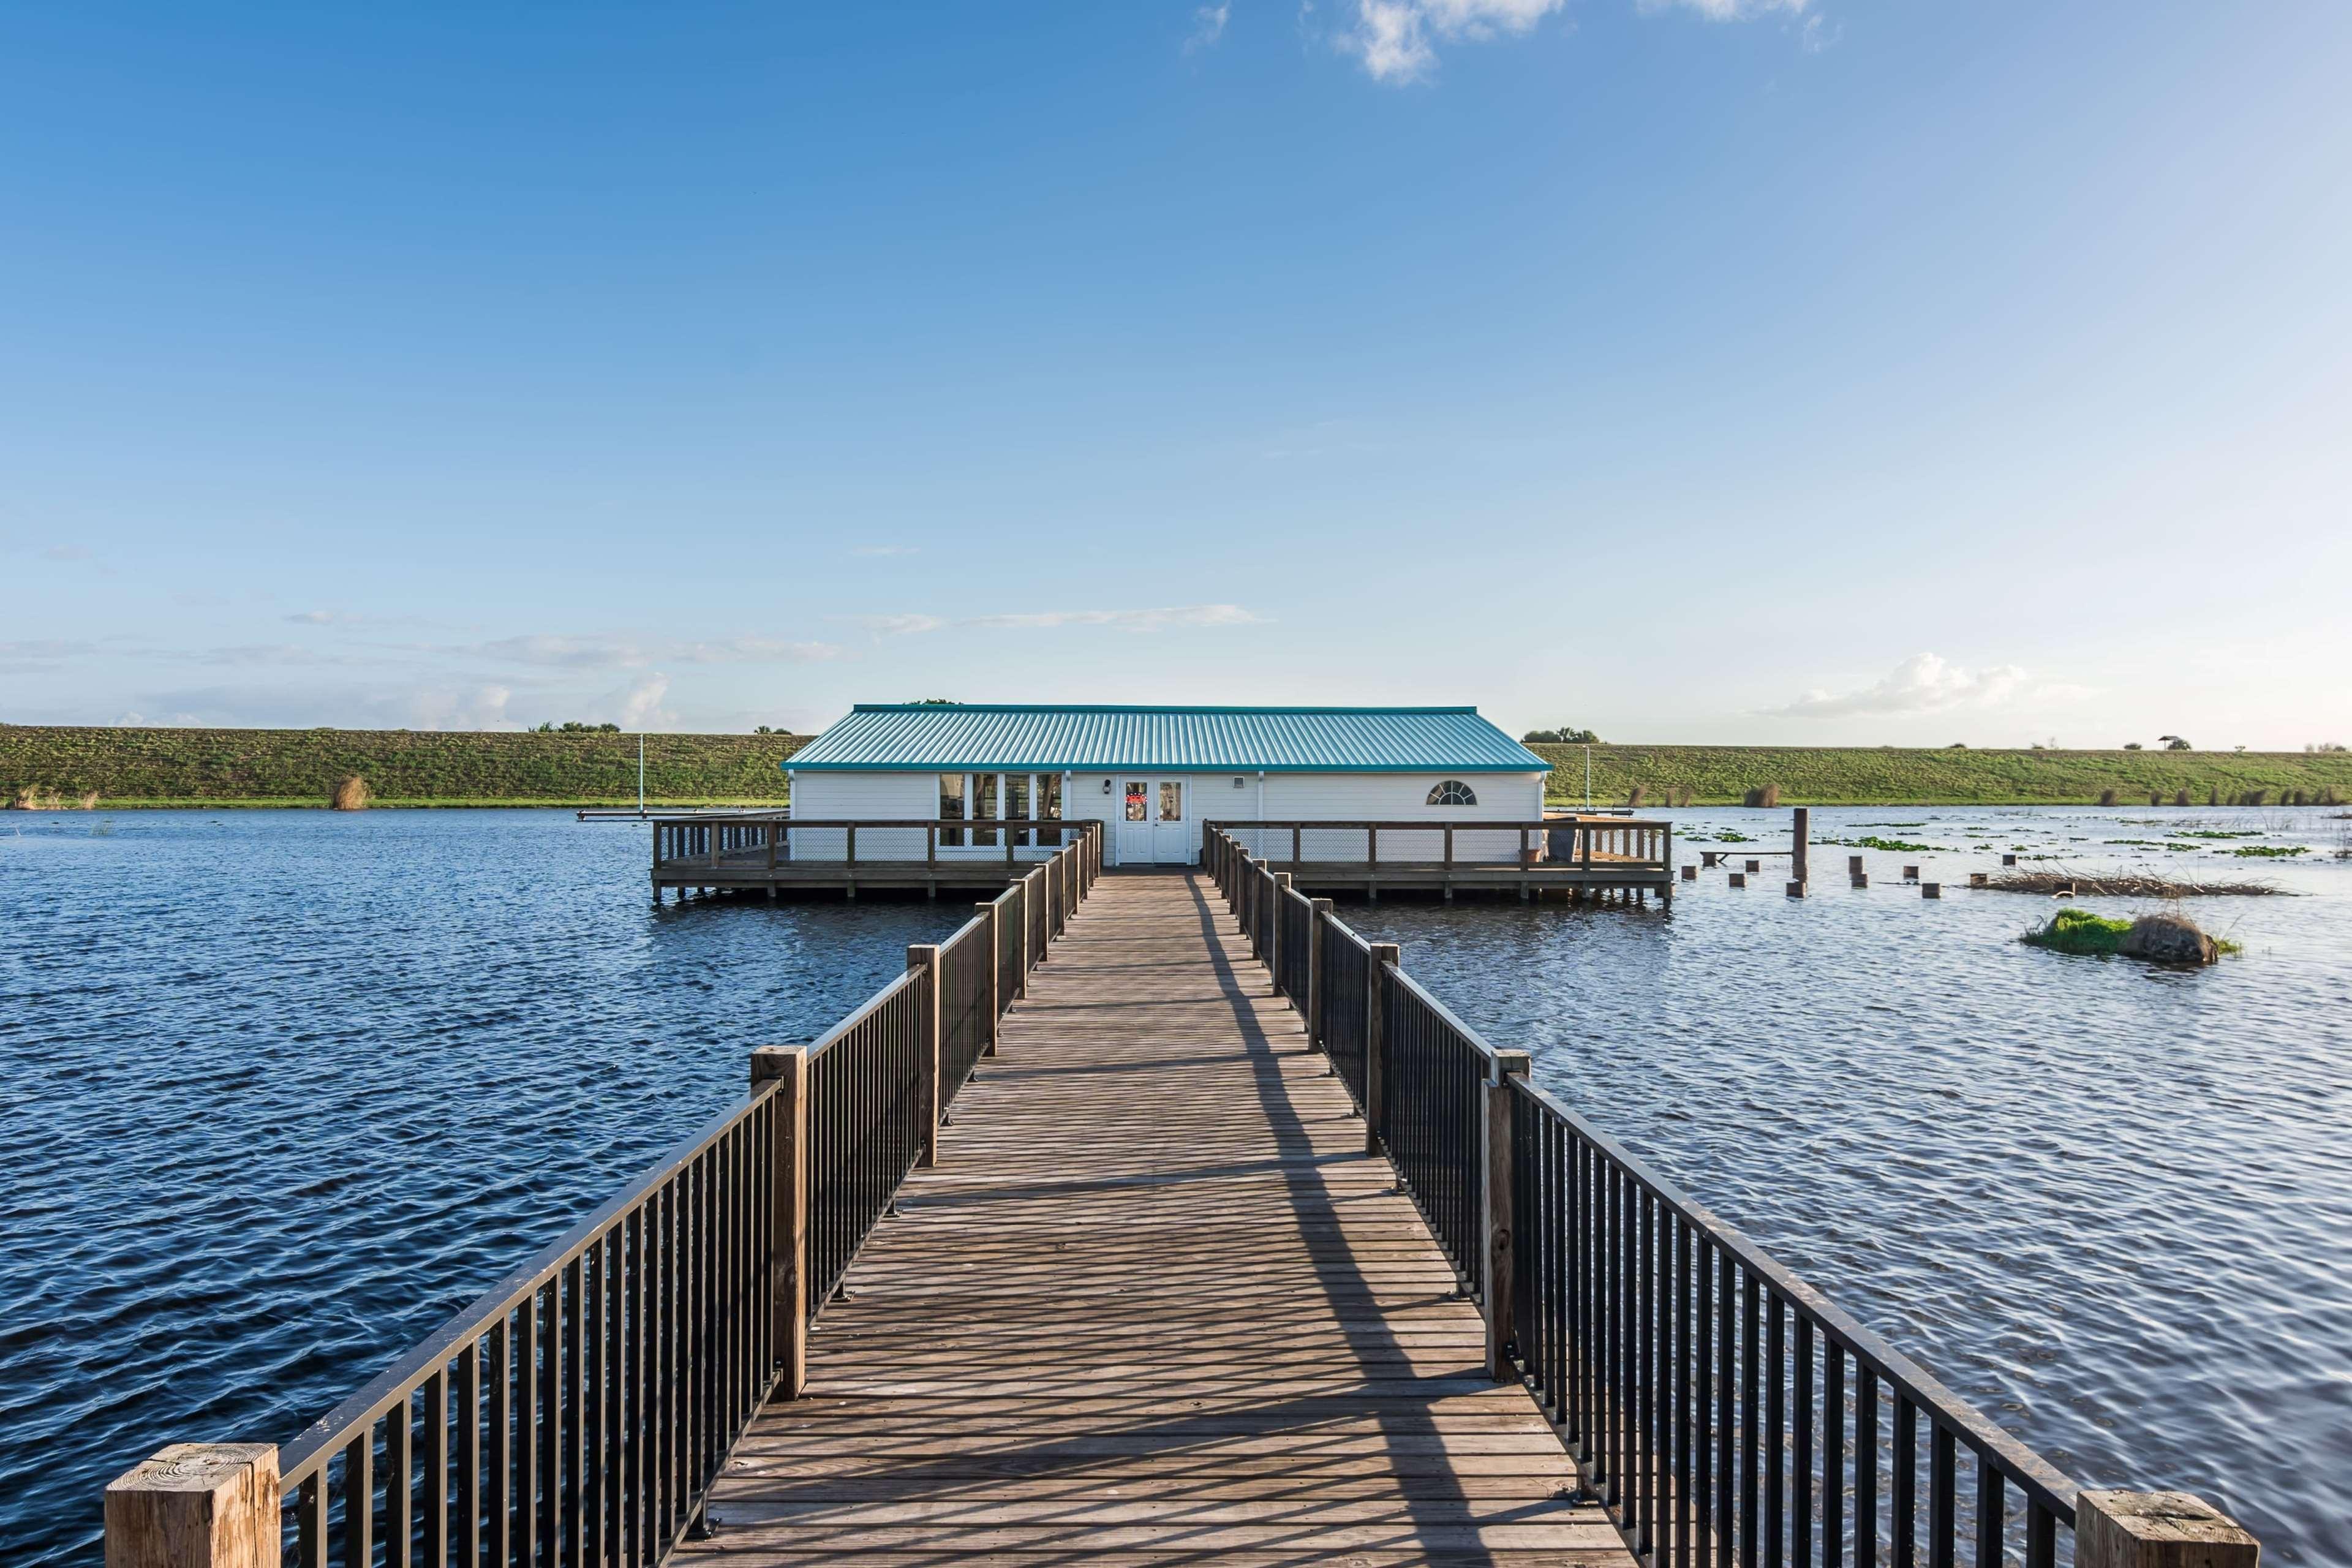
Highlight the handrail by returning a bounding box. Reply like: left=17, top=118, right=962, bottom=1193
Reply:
left=108, top=827, right=1103, bottom=1567
left=1197, top=823, right=2244, bottom=1568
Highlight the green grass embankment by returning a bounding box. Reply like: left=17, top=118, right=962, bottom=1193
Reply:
left=1, top=726, right=810, bottom=807
left=8, top=728, right=2351, bottom=809
left=1531, top=744, right=2352, bottom=807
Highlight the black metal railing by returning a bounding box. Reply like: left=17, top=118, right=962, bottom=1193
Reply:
left=992, top=887, right=1022, bottom=1009
left=273, top=1087, right=782, bottom=1567
left=937, top=914, right=993, bottom=1098
left=1199, top=824, right=2194, bottom=1568
left=1504, top=1075, right=2081, bottom=1568
left=1277, top=886, right=1313, bottom=1012
left=128, top=830, right=1104, bottom=1568
left=805, top=969, right=927, bottom=1313
left=1318, top=918, right=1370, bottom=1110
left=1379, top=971, right=1487, bottom=1298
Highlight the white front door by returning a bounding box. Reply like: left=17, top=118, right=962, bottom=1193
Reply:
left=1115, top=777, right=1192, bottom=865
left=1152, top=778, right=1191, bottom=863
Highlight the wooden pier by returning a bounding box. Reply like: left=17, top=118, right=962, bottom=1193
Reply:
left=686, top=871, right=1622, bottom=1562
left=108, top=837, right=2260, bottom=1568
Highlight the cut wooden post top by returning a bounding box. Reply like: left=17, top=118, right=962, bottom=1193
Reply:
left=2077, top=1490, right=2258, bottom=1568
left=1490, top=1048, right=1531, bottom=1081
left=749, top=1044, right=806, bottom=1086
left=105, top=1443, right=279, bottom=1568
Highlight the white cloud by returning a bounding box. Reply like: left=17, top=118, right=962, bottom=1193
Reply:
left=401, top=684, right=516, bottom=730
left=1336, top=0, right=1812, bottom=82
left=0, top=639, right=93, bottom=673
left=462, top=632, right=839, bottom=669
left=1638, top=0, right=1807, bottom=18
left=285, top=609, right=339, bottom=625
left=1344, top=0, right=1566, bottom=81
left=612, top=674, right=676, bottom=731
left=845, top=604, right=1265, bottom=636
left=844, top=613, right=951, bottom=639
left=1188, top=1, right=1233, bottom=51
left=1765, top=653, right=2090, bottom=720
left=966, top=604, right=1265, bottom=632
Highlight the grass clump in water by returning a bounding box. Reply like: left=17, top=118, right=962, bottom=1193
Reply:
left=2022, top=907, right=2136, bottom=956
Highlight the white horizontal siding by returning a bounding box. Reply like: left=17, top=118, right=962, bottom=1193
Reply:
left=788, top=769, right=1087, bottom=862
left=1219, top=772, right=1545, bottom=862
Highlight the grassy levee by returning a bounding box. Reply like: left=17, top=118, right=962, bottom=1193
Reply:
left=0, top=726, right=809, bottom=807
left=1529, top=744, right=2352, bottom=806
left=7, top=728, right=2350, bottom=809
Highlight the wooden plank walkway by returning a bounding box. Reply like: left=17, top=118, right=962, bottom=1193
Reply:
left=684, top=871, right=1632, bottom=1566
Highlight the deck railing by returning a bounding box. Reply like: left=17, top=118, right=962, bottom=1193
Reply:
left=1207, top=826, right=2255, bottom=1568
left=1205, top=816, right=1673, bottom=872
left=103, top=831, right=1101, bottom=1567
left=652, top=816, right=1101, bottom=873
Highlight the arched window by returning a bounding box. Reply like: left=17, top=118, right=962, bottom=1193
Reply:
left=1426, top=779, right=1477, bottom=806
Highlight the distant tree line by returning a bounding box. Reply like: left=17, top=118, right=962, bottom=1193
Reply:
left=1523, top=726, right=1602, bottom=744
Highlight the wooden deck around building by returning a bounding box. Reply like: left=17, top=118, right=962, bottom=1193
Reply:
left=682, top=871, right=1630, bottom=1566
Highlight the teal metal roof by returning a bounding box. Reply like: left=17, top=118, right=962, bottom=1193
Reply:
left=785, top=705, right=1548, bottom=774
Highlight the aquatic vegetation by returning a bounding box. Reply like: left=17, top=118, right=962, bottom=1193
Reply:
left=2231, top=845, right=2309, bottom=858
left=2021, top=907, right=2134, bottom=956
left=1831, top=835, right=1947, bottom=853
left=1986, top=870, right=2284, bottom=896
left=2022, top=908, right=2239, bottom=962
left=1714, top=830, right=1754, bottom=843
left=2172, top=829, right=2262, bottom=840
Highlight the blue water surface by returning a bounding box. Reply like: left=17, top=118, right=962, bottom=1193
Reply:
left=4, top=805, right=2347, bottom=1564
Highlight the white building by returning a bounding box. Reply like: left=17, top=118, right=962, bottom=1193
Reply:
left=784, top=704, right=1551, bottom=869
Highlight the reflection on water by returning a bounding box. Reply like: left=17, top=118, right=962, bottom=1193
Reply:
left=1350, top=805, right=2352, bottom=1566
left=3, top=805, right=2345, bottom=1564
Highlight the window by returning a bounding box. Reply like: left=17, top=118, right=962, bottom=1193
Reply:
left=1159, top=780, right=1184, bottom=822
left=1036, top=773, right=1063, bottom=846
left=972, top=772, right=999, bottom=847
left=939, top=772, right=966, bottom=846
left=1427, top=779, right=1478, bottom=807
left=1006, top=773, right=1030, bottom=847
left=1124, top=782, right=1148, bottom=822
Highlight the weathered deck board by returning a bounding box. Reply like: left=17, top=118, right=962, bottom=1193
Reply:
left=683, top=871, right=1627, bottom=1566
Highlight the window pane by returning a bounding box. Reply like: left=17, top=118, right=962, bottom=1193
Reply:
left=1125, top=782, right=1148, bottom=822
left=1159, top=781, right=1183, bottom=821
left=1006, top=774, right=1030, bottom=848
left=940, top=772, right=965, bottom=847
left=1036, top=774, right=1062, bottom=845
left=973, top=772, right=999, bottom=846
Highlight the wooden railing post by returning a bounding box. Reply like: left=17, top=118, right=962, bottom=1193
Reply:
left=1483, top=1049, right=1531, bottom=1380
left=105, top=1444, right=280, bottom=1568
left=1308, top=897, right=1334, bottom=1054
left=750, top=1044, right=810, bottom=1399
left=976, top=902, right=1000, bottom=1056
left=1365, top=943, right=1398, bottom=1157
left=908, top=944, right=941, bottom=1167
left=2076, top=1491, right=2258, bottom=1568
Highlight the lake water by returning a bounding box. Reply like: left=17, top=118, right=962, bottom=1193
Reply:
left=3, top=806, right=2346, bottom=1564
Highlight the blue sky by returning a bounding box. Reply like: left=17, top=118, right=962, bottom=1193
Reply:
left=3, top=1, right=2347, bottom=746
